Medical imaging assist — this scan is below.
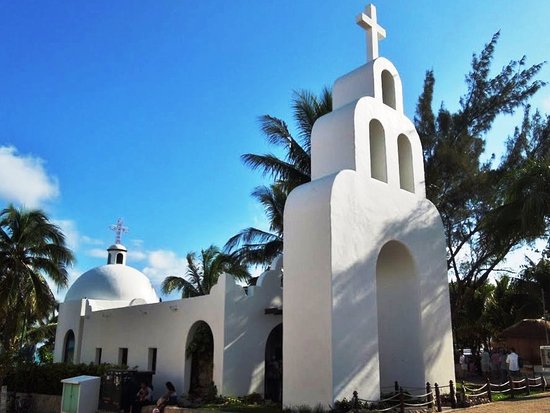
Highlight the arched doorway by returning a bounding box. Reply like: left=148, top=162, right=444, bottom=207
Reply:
left=264, top=323, right=282, bottom=402
left=63, top=330, right=75, bottom=363
left=376, top=241, right=424, bottom=388
left=185, top=321, right=214, bottom=399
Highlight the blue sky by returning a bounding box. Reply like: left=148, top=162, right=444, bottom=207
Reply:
left=1, top=0, right=549, bottom=300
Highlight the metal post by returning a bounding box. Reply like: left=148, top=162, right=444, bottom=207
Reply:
left=486, top=378, right=492, bottom=402
left=399, top=387, right=404, bottom=413
left=434, top=383, right=442, bottom=412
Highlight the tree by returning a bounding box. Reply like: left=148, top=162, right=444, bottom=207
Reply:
left=414, top=33, right=548, bottom=347
left=512, top=250, right=550, bottom=320
left=224, top=183, right=286, bottom=266
left=225, top=88, right=332, bottom=266
left=0, top=205, right=74, bottom=380
left=161, top=245, right=250, bottom=297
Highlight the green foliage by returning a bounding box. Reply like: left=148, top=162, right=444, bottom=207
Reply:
left=201, top=393, right=281, bottom=413
left=415, top=32, right=549, bottom=348
left=162, top=245, right=249, bottom=298
left=330, top=398, right=353, bottom=413
left=226, top=88, right=332, bottom=267
left=0, top=205, right=74, bottom=384
left=186, top=322, right=213, bottom=358
left=3, top=362, right=123, bottom=395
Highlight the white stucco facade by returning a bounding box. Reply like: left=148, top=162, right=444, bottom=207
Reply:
left=54, top=250, right=283, bottom=400
left=283, top=4, right=454, bottom=407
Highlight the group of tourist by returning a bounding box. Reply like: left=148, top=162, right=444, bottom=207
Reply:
left=458, top=347, right=521, bottom=382
left=131, top=381, right=178, bottom=413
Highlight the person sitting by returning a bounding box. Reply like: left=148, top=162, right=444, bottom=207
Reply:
left=152, top=382, right=177, bottom=413
left=130, top=381, right=152, bottom=413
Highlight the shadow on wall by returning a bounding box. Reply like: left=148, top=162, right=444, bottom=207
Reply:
left=331, top=200, right=452, bottom=399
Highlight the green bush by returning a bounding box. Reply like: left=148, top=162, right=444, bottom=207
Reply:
left=4, top=362, right=124, bottom=395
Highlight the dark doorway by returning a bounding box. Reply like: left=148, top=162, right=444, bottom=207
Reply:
left=186, top=321, right=214, bottom=399
left=264, top=323, right=282, bottom=402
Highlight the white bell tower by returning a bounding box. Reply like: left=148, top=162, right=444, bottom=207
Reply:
left=283, top=4, right=455, bottom=407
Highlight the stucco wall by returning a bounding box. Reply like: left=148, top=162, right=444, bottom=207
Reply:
left=55, top=270, right=282, bottom=399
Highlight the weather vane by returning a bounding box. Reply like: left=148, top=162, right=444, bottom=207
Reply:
left=109, top=218, right=129, bottom=244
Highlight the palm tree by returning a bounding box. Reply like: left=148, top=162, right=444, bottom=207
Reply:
left=161, top=245, right=250, bottom=298
left=225, top=88, right=332, bottom=266
left=224, top=183, right=286, bottom=266
left=0, top=205, right=74, bottom=376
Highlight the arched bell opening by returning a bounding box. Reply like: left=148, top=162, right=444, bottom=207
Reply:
left=397, top=134, right=415, bottom=193
left=381, top=70, right=396, bottom=109
left=369, top=119, right=388, bottom=183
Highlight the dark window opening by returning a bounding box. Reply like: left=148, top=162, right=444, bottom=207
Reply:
left=119, top=347, right=128, bottom=365
left=148, top=348, right=157, bottom=372
left=116, top=253, right=123, bottom=264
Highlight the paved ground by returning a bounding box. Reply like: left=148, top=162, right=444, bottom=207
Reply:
left=446, top=393, right=550, bottom=413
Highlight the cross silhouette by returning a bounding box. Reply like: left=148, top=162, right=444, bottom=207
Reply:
left=109, top=218, right=129, bottom=244
left=356, top=4, right=386, bottom=62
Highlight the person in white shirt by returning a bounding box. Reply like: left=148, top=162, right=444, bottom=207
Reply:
left=506, top=348, right=520, bottom=378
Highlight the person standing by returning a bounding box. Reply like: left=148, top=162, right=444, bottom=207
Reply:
left=481, top=348, right=491, bottom=378
left=459, top=351, right=468, bottom=379
left=491, top=349, right=501, bottom=381
left=506, top=348, right=520, bottom=379
left=500, top=349, right=508, bottom=383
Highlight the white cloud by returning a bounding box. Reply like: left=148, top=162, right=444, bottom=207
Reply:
left=87, top=248, right=108, bottom=258
left=128, top=250, right=147, bottom=261
left=142, top=249, right=188, bottom=285
left=541, top=95, right=550, bottom=112
left=81, top=235, right=104, bottom=246
left=53, top=219, right=80, bottom=251
left=0, top=146, right=59, bottom=208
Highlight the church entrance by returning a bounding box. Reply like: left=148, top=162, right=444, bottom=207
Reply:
left=375, top=240, right=424, bottom=389
left=185, top=321, right=214, bottom=399
left=264, top=323, right=282, bottom=403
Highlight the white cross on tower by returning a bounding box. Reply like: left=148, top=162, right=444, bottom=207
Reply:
left=109, top=218, right=129, bottom=244
left=356, top=4, right=386, bottom=62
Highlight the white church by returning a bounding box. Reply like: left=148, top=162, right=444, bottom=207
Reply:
left=54, top=4, right=455, bottom=407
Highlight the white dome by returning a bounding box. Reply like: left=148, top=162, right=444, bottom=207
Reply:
left=65, top=264, right=159, bottom=303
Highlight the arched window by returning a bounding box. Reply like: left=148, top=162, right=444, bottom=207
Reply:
left=369, top=119, right=387, bottom=182
left=116, top=253, right=123, bottom=264
left=63, top=330, right=75, bottom=363
left=397, top=134, right=415, bottom=192
left=381, top=70, right=396, bottom=109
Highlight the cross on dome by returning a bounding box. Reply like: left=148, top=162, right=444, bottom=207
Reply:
left=109, top=218, right=129, bottom=244
left=356, top=4, right=386, bottom=62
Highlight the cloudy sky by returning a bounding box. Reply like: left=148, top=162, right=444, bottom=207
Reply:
left=1, top=0, right=549, bottom=300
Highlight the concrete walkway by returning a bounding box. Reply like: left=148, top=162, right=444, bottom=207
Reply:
left=446, top=393, right=550, bottom=413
